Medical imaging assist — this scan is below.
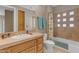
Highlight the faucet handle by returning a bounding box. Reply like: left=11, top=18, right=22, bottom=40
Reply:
left=7, top=33, right=10, bottom=37
left=1, top=34, right=4, bottom=39
left=1, top=33, right=9, bottom=39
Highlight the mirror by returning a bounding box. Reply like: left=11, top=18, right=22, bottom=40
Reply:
left=0, top=6, right=14, bottom=33
left=26, top=10, right=37, bottom=32
left=5, top=10, right=14, bottom=32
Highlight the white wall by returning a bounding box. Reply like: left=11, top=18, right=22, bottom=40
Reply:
left=0, top=7, right=5, bottom=33
left=0, top=7, right=5, bottom=15
left=25, top=9, right=30, bottom=31
left=0, top=16, right=3, bottom=33
left=13, top=7, right=18, bottom=32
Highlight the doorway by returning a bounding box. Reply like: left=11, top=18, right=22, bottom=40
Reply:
left=18, top=10, right=25, bottom=31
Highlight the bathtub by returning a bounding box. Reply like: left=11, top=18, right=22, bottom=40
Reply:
left=50, top=37, right=79, bottom=53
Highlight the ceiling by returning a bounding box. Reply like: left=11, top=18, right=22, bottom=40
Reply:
left=19, top=5, right=41, bottom=10
left=19, top=5, right=58, bottom=10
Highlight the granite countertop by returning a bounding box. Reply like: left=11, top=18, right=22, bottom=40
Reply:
left=0, top=32, right=43, bottom=49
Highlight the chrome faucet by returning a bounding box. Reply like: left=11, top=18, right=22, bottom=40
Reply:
left=7, top=33, right=10, bottom=37
left=1, top=33, right=11, bottom=39
left=1, top=35, right=4, bottom=39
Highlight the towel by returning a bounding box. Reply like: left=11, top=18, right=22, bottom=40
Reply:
left=37, top=16, right=43, bottom=30
left=37, top=16, right=47, bottom=32
left=42, top=17, right=47, bottom=30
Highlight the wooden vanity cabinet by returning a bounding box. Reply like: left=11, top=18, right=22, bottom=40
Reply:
left=0, top=36, right=43, bottom=53
left=36, top=38, right=43, bottom=53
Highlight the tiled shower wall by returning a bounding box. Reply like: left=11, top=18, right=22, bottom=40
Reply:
left=53, top=6, right=79, bottom=42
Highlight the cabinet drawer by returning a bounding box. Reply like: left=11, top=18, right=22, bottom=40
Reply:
left=2, top=40, right=35, bottom=53
left=0, top=49, right=11, bottom=53
left=37, top=49, right=43, bottom=53
left=21, top=46, right=35, bottom=53
left=37, top=44, right=43, bottom=51
left=37, top=38, right=43, bottom=44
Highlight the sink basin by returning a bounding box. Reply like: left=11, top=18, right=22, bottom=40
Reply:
left=10, top=34, right=31, bottom=40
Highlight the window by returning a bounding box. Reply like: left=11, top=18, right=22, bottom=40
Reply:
left=63, top=24, right=66, bottom=27
left=69, top=17, right=74, bottom=21
left=57, top=19, right=60, bottom=22
left=57, top=24, right=60, bottom=27
left=69, top=11, right=74, bottom=15
left=63, top=13, right=66, bottom=16
left=63, top=18, right=66, bottom=22
left=69, top=24, right=74, bottom=27
left=56, top=11, right=75, bottom=28
left=57, top=14, right=61, bottom=17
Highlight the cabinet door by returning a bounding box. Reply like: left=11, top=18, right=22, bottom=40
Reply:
left=0, top=40, right=35, bottom=53
left=37, top=44, right=43, bottom=51
left=20, top=46, right=36, bottom=53
left=37, top=38, right=43, bottom=44
left=36, top=37, right=43, bottom=52
left=0, top=49, right=11, bottom=53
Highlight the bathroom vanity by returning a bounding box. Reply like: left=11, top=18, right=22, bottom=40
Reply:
left=0, top=32, right=43, bottom=53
